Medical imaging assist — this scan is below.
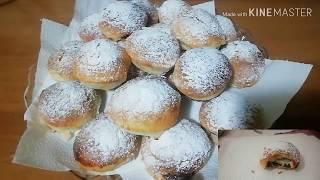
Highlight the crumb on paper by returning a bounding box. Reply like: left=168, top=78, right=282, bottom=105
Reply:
left=278, top=171, right=283, bottom=174
left=251, top=170, right=255, bottom=174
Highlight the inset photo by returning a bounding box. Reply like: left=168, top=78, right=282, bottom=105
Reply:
left=218, top=130, right=320, bottom=180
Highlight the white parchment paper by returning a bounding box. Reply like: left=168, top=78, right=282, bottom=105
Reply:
left=13, top=0, right=312, bottom=180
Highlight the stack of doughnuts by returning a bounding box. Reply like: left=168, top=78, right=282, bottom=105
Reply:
left=39, top=0, right=268, bottom=177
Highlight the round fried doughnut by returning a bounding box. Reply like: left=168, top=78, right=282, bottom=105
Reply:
left=107, top=76, right=181, bottom=137
left=38, top=81, right=100, bottom=133
left=99, top=1, right=148, bottom=41
left=125, top=27, right=180, bottom=75
left=141, top=119, right=212, bottom=179
left=75, top=39, right=131, bottom=90
left=48, top=41, right=83, bottom=81
left=171, top=47, right=232, bottom=100
left=221, top=40, right=265, bottom=88
left=172, top=9, right=225, bottom=50
left=73, top=114, right=141, bottom=172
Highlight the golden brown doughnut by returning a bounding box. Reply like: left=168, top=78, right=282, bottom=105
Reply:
left=99, top=1, right=148, bottom=41
left=221, top=40, right=265, bottom=88
left=172, top=8, right=225, bottom=50
left=141, top=119, right=212, bottom=179
left=260, top=141, right=300, bottom=169
left=171, top=47, right=232, bottom=100
left=125, top=27, right=181, bottom=75
left=75, top=39, right=131, bottom=90
left=38, top=81, right=100, bottom=134
left=106, top=76, right=181, bottom=138
left=78, top=13, right=106, bottom=42
left=73, top=114, right=141, bottom=172
left=48, top=41, right=83, bottom=81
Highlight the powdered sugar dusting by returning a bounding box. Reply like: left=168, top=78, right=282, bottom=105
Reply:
left=74, top=114, right=139, bottom=166
left=38, top=81, right=98, bottom=121
left=108, top=76, right=181, bottom=119
left=126, top=27, right=180, bottom=68
left=79, top=13, right=105, bottom=40
left=151, top=23, right=171, bottom=34
left=62, top=41, right=84, bottom=51
left=142, top=119, right=212, bottom=175
left=200, top=91, right=260, bottom=133
left=129, top=0, right=154, bottom=15
left=216, top=15, right=237, bottom=42
left=101, top=1, right=147, bottom=35
left=48, top=51, right=74, bottom=78
left=78, top=39, right=123, bottom=75
left=175, top=47, right=232, bottom=93
left=262, top=141, right=300, bottom=163
left=158, top=0, right=191, bottom=25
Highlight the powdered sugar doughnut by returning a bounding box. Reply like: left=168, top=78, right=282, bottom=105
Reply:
left=73, top=114, right=141, bottom=172
left=171, top=47, right=232, bottom=100
left=158, top=0, right=192, bottom=25
left=99, top=1, right=148, bottom=41
left=125, top=27, right=181, bottom=75
left=221, top=40, right=265, bottom=88
left=199, top=91, right=262, bottom=137
left=75, top=39, right=131, bottom=90
left=79, top=13, right=106, bottom=42
left=48, top=41, right=83, bottom=81
left=172, top=8, right=225, bottom=50
left=216, top=15, right=237, bottom=42
left=141, top=119, right=212, bottom=179
left=260, top=141, right=300, bottom=169
left=107, top=76, right=181, bottom=137
left=38, top=81, right=100, bottom=133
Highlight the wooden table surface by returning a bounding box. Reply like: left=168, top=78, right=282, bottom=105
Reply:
left=0, top=0, right=319, bottom=179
